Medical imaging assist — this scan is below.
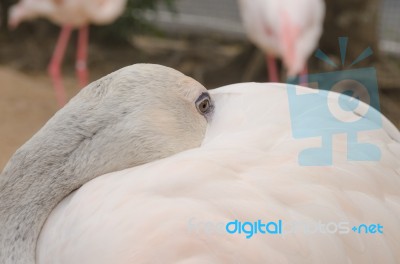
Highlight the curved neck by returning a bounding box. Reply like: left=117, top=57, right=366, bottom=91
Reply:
left=0, top=124, right=100, bottom=264
left=0, top=98, right=138, bottom=264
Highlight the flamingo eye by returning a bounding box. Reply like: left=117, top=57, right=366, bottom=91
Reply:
left=195, top=93, right=213, bottom=115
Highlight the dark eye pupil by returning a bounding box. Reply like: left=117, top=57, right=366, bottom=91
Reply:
left=201, top=100, right=209, bottom=111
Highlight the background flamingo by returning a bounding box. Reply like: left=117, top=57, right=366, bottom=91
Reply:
left=238, top=0, right=325, bottom=83
left=8, top=0, right=127, bottom=106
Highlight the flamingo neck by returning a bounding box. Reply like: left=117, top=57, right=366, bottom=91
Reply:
left=0, top=123, right=102, bottom=264
left=0, top=103, right=135, bottom=264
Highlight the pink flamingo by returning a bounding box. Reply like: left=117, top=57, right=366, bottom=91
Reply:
left=238, top=0, right=325, bottom=83
left=8, top=0, right=127, bottom=106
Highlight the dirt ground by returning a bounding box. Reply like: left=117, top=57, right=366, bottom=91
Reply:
left=1, top=35, right=399, bottom=171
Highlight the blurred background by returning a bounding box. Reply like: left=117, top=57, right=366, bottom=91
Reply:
left=0, top=0, right=399, bottom=170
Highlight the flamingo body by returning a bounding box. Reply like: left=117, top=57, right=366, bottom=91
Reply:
left=9, top=0, right=127, bottom=27
left=38, top=83, right=400, bottom=263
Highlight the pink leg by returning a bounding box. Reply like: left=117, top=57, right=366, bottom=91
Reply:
left=48, top=25, right=72, bottom=107
left=299, top=66, right=308, bottom=86
left=266, top=55, right=279, bottom=82
left=76, top=25, right=89, bottom=88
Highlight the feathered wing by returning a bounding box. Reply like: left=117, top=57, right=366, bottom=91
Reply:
left=37, top=83, right=400, bottom=264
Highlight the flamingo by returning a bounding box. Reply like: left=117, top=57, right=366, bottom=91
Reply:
left=8, top=0, right=127, bottom=106
left=238, top=0, right=325, bottom=83
left=1, top=65, right=400, bottom=263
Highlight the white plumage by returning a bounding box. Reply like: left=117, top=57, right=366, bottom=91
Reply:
left=38, top=83, right=400, bottom=263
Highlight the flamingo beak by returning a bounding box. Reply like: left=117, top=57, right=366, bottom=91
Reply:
left=280, top=15, right=301, bottom=78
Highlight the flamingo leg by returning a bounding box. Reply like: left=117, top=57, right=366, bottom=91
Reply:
left=76, top=25, right=89, bottom=88
left=266, top=55, right=279, bottom=82
left=48, top=25, right=72, bottom=107
left=299, top=66, right=308, bottom=86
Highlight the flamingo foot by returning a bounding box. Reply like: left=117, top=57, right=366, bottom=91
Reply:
left=76, top=25, right=89, bottom=88
left=48, top=64, right=67, bottom=107
left=299, top=66, right=308, bottom=86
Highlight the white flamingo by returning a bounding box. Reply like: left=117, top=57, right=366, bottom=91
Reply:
left=8, top=0, right=127, bottom=106
left=238, top=0, right=325, bottom=83
left=1, top=65, right=400, bottom=263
